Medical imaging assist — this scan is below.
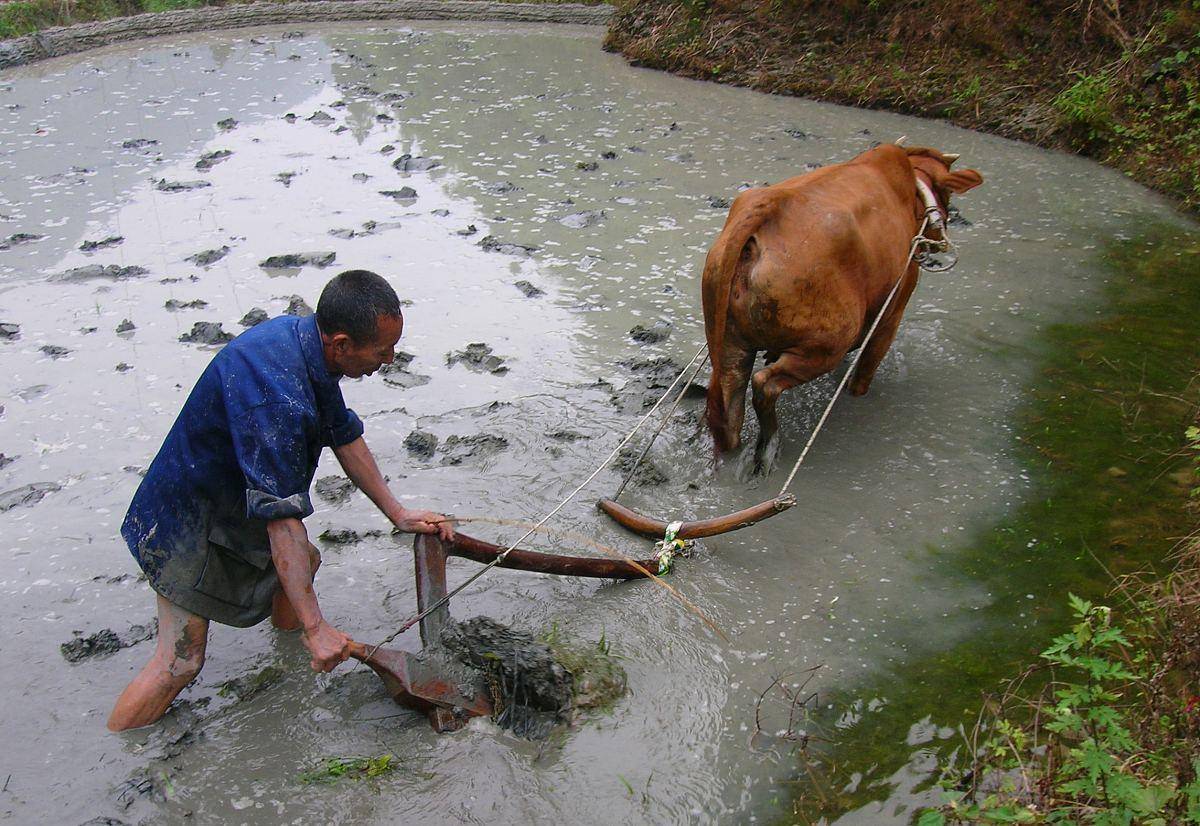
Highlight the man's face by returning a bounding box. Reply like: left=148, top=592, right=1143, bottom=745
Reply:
left=327, top=314, right=403, bottom=379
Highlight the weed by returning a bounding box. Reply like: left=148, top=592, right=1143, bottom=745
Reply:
left=298, top=754, right=397, bottom=785
left=920, top=590, right=1200, bottom=823
left=1053, top=71, right=1116, bottom=141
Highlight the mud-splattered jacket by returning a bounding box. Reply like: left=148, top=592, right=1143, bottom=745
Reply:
left=119, top=314, right=363, bottom=624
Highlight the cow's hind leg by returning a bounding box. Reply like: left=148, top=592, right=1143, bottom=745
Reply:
left=849, top=263, right=919, bottom=396
left=751, top=352, right=833, bottom=474
left=706, top=344, right=755, bottom=460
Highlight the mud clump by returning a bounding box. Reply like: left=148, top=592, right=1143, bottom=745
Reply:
left=164, top=298, right=207, bottom=311
left=314, top=475, right=355, bottom=504
left=179, top=322, right=234, bottom=345
left=61, top=619, right=157, bottom=663
left=185, top=245, right=229, bottom=266
left=0, top=322, right=19, bottom=340
left=115, top=319, right=135, bottom=334
left=379, top=187, right=418, bottom=201
left=614, top=356, right=707, bottom=411
left=439, top=617, right=629, bottom=738
left=559, top=209, right=606, bottom=229
left=0, top=453, right=14, bottom=469
left=259, top=251, right=335, bottom=270
left=155, top=179, right=211, bottom=193
left=0, top=232, right=44, bottom=250
left=0, top=481, right=61, bottom=511
left=216, top=664, right=284, bottom=701
left=195, top=149, right=232, bottom=171
left=80, top=235, right=123, bottom=251
left=630, top=320, right=672, bottom=344
left=404, top=430, right=438, bottom=459
left=514, top=280, right=544, bottom=298
left=39, top=344, right=70, bottom=358
left=283, top=295, right=313, bottom=317
left=447, top=342, right=508, bottom=375
left=439, top=434, right=509, bottom=466
left=51, top=264, right=147, bottom=283
left=442, top=617, right=573, bottom=739
left=318, top=527, right=384, bottom=545
left=479, top=235, right=538, bottom=257
left=614, top=445, right=669, bottom=487
left=483, top=180, right=521, bottom=195
left=380, top=350, right=431, bottom=389
left=543, top=630, right=628, bottom=713
left=239, top=307, right=269, bottom=327
left=392, top=154, right=440, bottom=172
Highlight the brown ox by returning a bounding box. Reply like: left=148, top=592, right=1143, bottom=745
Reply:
left=701, top=143, right=983, bottom=469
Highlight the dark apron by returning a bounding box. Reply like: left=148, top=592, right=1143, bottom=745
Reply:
left=140, top=506, right=280, bottom=628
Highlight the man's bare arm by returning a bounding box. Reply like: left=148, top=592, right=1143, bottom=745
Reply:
left=267, top=517, right=351, bottom=671
left=332, top=436, right=453, bottom=540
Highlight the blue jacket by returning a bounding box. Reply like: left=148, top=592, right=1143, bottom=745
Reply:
left=121, top=315, right=363, bottom=616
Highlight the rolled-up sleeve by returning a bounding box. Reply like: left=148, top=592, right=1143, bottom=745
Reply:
left=231, top=402, right=315, bottom=521
left=324, top=405, right=364, bottom=448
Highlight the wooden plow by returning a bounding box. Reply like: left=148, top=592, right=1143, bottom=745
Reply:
left=351, top=531, right=663, bottom=732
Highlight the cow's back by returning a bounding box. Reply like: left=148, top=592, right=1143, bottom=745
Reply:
left=717, top=145, right=919, bottom=355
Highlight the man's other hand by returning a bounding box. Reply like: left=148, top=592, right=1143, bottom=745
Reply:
left=302, top=619, right=352, bottom=672
left=391, top=507, right=454, bottom=541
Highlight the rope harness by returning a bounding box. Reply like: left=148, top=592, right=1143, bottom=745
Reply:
left=372, top=176, right=958, bottom=651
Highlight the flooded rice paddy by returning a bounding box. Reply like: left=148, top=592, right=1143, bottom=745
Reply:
left=0, top=19, right=1193, bottom=825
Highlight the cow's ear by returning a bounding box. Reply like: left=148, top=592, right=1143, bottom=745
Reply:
left=938, top=168, right=983, bottom=194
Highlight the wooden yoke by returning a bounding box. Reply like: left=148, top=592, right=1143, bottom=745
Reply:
left=596, top=495, right=796, bottom=540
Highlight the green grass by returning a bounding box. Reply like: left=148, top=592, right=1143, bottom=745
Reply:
left=0, top=0, right=206, bottom=39
left=298, top=754, right=398, bottom=784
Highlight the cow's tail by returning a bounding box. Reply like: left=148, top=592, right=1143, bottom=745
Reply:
left=702, top=194, right=771, bottom=453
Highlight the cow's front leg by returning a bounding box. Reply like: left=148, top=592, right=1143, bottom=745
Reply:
left=850, top=263, right=919, bottom=396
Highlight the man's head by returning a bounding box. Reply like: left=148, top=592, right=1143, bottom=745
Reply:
left=316, top=269, right=403, bottom=379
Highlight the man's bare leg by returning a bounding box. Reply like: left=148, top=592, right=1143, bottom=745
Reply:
left=107, top=593, right=208, bottom=732
left=271, top=541, right=321, bottom=631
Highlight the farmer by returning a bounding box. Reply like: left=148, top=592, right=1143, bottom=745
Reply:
left=108, top=269, right=452, bottom=731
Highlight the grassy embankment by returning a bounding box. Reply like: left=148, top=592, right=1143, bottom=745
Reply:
left=605, top=0, right=1200, bottom=216
left=0, top=0, right=608, bottom=41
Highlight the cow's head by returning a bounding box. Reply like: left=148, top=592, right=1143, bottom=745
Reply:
left=903, top=146, right=983, bottom=219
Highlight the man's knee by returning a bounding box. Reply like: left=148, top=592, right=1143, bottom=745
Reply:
left=307, top=543, right=322, bottom=576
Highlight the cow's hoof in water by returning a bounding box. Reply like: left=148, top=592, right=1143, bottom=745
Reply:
left=751, top=437, right=781, bottom=477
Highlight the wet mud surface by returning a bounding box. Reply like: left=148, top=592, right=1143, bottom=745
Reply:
left=0, top=19, right=1193, bottom=826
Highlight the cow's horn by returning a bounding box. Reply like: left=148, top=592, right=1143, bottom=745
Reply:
left=895, top=135, right=907, bottom=145
left=943, top=152, right=961, bottom=163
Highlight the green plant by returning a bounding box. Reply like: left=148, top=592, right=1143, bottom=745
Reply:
left=1189, top=426, right=1200, bottom=496
left=298, top=754, right=397, bottom=784
left=922, top=586, right=1200, bottom=824
left=1053, top=72, right=1116, bottom=140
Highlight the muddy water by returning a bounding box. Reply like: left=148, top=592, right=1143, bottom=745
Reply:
left=0, top=20, right=1190, bottom=825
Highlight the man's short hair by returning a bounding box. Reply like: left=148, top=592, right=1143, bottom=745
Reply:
left=316, top=270, right=402, bottom=343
